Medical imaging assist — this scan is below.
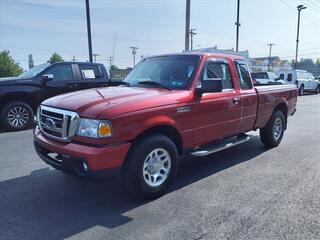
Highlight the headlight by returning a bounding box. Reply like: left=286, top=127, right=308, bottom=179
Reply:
left=77, top=118, right=112, bottom=138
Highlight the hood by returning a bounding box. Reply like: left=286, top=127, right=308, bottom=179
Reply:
left=0, top=76, right=34, bottom=86
left=42, top=86, right=190, bottom=119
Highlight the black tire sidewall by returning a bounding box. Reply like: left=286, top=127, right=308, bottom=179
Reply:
left=0, top=101, right=34, bottom=131
left=260, top=111, right=285, bottom=147
left=299, top=85, right=304, bottom=96
left=123, top=134, right=179, bottom=199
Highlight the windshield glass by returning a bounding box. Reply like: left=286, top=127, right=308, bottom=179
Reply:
left=19, top=63, right=50, bottom=78
left=123, top=55, right=200, bottom=90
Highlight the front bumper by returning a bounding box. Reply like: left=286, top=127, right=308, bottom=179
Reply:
left=33, top=126, right=131, bottom=179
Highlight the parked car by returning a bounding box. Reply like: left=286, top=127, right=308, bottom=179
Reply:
left=0, top=62, right=111, bottom=131
left=251, top=71, right=279, bottom=84
left=307, top=73, right=320, bottom=94
left=34, top=52, right=297, bottom=199
left=277, top=69, right=319, bottom=95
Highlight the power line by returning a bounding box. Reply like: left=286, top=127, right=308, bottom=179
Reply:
left=279, top=0, right=320, bottom=29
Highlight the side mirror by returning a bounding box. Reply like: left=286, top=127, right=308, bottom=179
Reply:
left=196, top=78, right=223, bottom=94
left=40, top=74, right=53, bottom=85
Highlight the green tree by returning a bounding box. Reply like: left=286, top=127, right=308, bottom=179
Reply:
left=0, top=50, right=23, bottom=77
left=48, top=52, right=64, bottom=63
left=110, top=64, right=119, bottom=70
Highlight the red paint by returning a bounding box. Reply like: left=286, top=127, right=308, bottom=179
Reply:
left=34, top=53, right=297, bottom=172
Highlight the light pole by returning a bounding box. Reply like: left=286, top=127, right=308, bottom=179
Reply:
left=130, top=46, right=138, bottom=67
left=85, top=0, right=93, bottom=63
left=295, top=4, right=307, bottom=69
left=235, top=0, right=240, bottom=52
left=267, top=43, right=275, bottom=71
left=185, top=0, right=190, bottom=51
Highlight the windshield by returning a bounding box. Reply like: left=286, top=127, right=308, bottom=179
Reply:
left=123, top=55, right=200, bottom=90
left=19, top=63, right=50, bottom=78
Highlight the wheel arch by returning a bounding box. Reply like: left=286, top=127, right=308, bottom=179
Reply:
left=132, top=125, right=183, bottom=156
left=0, top=93, right=38, bottom=112
left=274, top=101, right=288, bottom=129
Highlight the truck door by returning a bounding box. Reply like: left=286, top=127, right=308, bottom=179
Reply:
left=234, top=60, right=258, bottom=132
left=192, top=59, right=241, bottom=146
left=42, top=63, right=80, bottom=99
left=76, top=64, right=109, bottom=89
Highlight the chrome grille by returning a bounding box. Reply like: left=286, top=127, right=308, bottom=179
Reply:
left=38, top=105, right=79, bottom=142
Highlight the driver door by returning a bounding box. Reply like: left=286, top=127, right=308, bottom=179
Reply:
left=191, top=59, right=241, bottom=146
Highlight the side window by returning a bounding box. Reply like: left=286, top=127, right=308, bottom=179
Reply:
left=236, top=62, right=253, bottom=90
left=203, top=61, right=233, bottom=90
left=79, top=65, right=102, bottom=80
left=279, top=74, right=284, bottom=80
left=45, top=64, right=73, bottom=81
left=287, top=74, right=292, bottom=82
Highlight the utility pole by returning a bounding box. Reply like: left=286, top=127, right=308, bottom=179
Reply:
left=267, top=43, right=275, bottom=71
left=109, top=56, right=113, bottom=70
left=189, top=28, right=197, bottom=50
left=295, top=5, right=307, bottom=69
left=28, top=54, right=34, bottom=69
left=93, top=53, right=99, bottom=63
left=72, top=56, right=76, bottom=62
left=85, top=0, right=93, bottom=62
left=130, top=46, right=138, bottom=67
left=185, top=0, right=190, bottom=51
left=235, top=0, right=240, bottom=52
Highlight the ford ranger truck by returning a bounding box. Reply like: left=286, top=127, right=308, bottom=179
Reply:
left=33, top=53, right=297, bottom=199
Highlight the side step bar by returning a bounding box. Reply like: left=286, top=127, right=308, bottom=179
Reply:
left=190, top=134, right=250, bottom=157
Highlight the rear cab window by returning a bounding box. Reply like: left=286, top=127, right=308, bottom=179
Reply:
left=235, top=60, right=253, bottom=90
left=78, top=64, right=103, bottom=80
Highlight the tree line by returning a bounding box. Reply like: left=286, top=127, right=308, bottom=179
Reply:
left=0, top=50, right=64, bottom=78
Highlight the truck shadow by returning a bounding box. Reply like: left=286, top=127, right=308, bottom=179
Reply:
left=0, top=135, right=268, bottom=239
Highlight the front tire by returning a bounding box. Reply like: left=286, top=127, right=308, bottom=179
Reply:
left=315, top=85, right=320, bottom=94
left=122, top=134, right=179, bottom=199
left=260, top=110, right=285, bottom=148
left=0, top=101, right=34, bottom=131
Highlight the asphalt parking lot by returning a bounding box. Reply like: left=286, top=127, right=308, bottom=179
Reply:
left=0, top=94, right=319, bottom=240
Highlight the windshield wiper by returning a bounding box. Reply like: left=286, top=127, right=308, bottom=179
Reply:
left=137, top=81, right=171, bottom=90
left=118, top=81, right=131, bottom=87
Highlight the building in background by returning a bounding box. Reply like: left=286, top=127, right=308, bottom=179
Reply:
left=250, top=56, right=291, bottom=72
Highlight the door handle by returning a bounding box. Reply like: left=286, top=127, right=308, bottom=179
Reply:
left=69, top=83, right=79, bottom=88
left=232, top=97, right=241, bottom=104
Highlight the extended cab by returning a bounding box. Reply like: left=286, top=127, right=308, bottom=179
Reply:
left=0, top=62, right=110, bottom=131
left=33, top=53, right=297, bottom=199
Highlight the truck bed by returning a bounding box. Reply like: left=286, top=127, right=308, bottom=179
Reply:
left=254, top=84, right=298, bottom=129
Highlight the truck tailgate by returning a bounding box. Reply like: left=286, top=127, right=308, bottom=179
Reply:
left=254, top=84, right=298, bottom=129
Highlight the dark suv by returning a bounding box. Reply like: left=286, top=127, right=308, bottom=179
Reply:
left=0, top=62, right=111, bottom=131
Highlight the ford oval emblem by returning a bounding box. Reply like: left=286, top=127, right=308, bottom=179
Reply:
left=45, top=118, right=55, bottom=128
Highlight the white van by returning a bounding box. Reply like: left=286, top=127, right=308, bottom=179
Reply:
left=277, top=69, right=320, bottom=95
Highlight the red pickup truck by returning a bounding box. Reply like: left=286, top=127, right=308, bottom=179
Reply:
left=34, top=52, right=297, bottom=199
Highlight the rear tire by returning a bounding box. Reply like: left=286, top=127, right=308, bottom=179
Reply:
left=260, top=110, right=285, bottom=148
left=0, top=101, right=34, bottom=131
left=122, top=134, right=179, bottom=199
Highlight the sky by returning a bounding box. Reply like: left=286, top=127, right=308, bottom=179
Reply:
left=0, top=0, right=320, bottom=70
